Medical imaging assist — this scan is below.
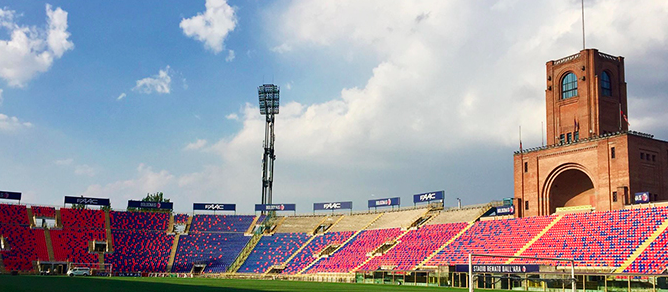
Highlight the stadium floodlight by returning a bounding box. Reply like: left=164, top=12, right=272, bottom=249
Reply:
left=258, top=84, right=279, bottom=211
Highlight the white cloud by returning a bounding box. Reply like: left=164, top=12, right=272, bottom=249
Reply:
left=184, top=139, right=208, bottom=151
left=225, top=49, right=235, bottom=62
left=271, top=43, right=292, bottom=54
left=0, top=88, right=3, bottom=105
left=54, top=158, right=73, bottom=166
left=74, top=164, right=96, bottom=177
left=225, top=113, right=239, bottom=121
left=132, top=66, right=172, bottom=94
left=116, top=93, right=126, bottom=100
left=180, top=0, right=237, bottom=54
left=0, top=4, right=73, bottom=87
left=0, top=113, right=33, bottom=132
left=81, top=163, right=174, bottom=201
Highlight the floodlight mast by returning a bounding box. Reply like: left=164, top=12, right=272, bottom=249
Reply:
left=258, top=84, right=279, bottom=215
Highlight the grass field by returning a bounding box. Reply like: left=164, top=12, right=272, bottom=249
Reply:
left=0, top=275, right=483, bottom=292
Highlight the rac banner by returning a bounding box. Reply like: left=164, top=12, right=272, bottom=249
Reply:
left=413, top=190, right=444, bottom=204
left=0, top=191, right=21, bottom=201
left=193, top=203, right=236, bottom=211
left=255, top=204, right=296, bottom=212
left=64, top=196, right=110, bottom=206
left=313, top=201, right=353, bottom=211
left=368, top=197, right=400, bottom=208
left=128, top=200, right=173, bottom=210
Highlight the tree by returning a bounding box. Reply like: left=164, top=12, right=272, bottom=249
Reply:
left=127, top=192, right=171, bottom=213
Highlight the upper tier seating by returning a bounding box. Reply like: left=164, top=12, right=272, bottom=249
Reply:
left=366, top=208, right=426, bottom=230
left=173, top=213, right=189, bottom=224
left=273, top=215, right=326, bottom=234
left=0, top=203, right=29, bottom=225
left=172, top=232, right=250, bottom=273
left=110, top=211, right=169, bottom=231
left=61, top=208, right=105, bottom=230
left=31, top=206, right=56, bottom=218
left=283, top=231, right=355, bottom=274
left=189, top=215, right=255, bottom=233
left=327, top=213, right=378, bottom=232
left=360, top=222, right=468, bottom=271
left=105, top=229, right=174, bottom=272
left=307, top=228, right=403, bottom=273
left=50, top=229, right=106, bottom=263
left=427, top=207, right=485, bottom=225
left=237, top=233, right=310, bottom=274
left=425, top=216, right=554, bottom=266
left=520, top=207, right=668, bottom=268
left=0, top=224, right=42, bottom=271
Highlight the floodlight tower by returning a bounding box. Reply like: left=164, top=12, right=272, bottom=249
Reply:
left=258, top=84, right=279, bottom=210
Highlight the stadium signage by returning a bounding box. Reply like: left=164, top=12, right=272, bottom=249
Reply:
left=635, top=192, right=650, bottom=204
left=255, top=204, right=296, bottom=212
left=0, top=191, right=21, bottom=201
left=368, top=197, right=400, bottom=208
left=64, top=196, right=111, bottom=206
left=127, top=200, right=173, bottom=210
left=193, top=203, right=236, bottom=211
left=495, top=205, right=515, bottom=216
left=313, top=201, right=353, bottom=211
left=455, top=264, right=539, bottom=273
left=413, top=190, right=444, bottom=203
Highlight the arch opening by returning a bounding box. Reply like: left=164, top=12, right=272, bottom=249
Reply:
left=548, top=169, right=595, bottom=213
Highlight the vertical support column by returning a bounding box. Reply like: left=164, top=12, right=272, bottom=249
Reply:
left=469, top=254, right=473, bottom=292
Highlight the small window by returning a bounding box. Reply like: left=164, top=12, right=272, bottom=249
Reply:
left=611, top=147, right=616, bottom=159
left=613, top=192, right=618, bottom=202
left=655, top=194, right=658, bottom=201
left=524, top=162, right=528, bottom=173
left=574, top=131, right=579, bottom=142
left=641, top=153, right=645, bottom=160
left=567, top=133, right=572, bottom=143
left=601, top=71, right=612, bottom=96
left=525, top=201, right=529, bottom=210
left=562, top=72, right=578, bottom=99
left=653, top=155, right=656, bottom=162
left=559, top=134, right=565, bottom=144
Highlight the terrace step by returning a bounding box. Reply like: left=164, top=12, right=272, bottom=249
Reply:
left=43, top=228, right=55, bottom=262
left=505, top=215, right=564, bottom=264
left=614, top=216, right=668, bottom=273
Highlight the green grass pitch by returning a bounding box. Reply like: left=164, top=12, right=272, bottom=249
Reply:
left=0, top=275, right=481, bottom=292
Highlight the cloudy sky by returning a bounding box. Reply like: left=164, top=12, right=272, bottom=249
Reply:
left=0, top=0, right=667, bottom=214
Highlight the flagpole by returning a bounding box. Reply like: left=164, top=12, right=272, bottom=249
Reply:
left=581, top=0, right=586, bottom=50
left=619, top=103, right=622, bottom=131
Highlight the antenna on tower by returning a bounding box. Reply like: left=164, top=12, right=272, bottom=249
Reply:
left=581, top=0, right=586, bottom=50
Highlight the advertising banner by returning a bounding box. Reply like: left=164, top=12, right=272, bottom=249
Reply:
left=127, top=200, right=173, bottom=210
left=193, top=203, right=236, bottom=211
left=255, top=204, right=296, bottom=212
left=313, top=201, right=353, bottom=211
left=0, top=191, right=21, bottom=201
left=455, top=264, right=540, bottom=273
left=635, top=192, right=650, bottom=204
left=495, top=205, right=515, bottom=216
left=413, top=191, right=445, bottom=203
left=368, top=197, right=400, bottom=208
left=64, top=196, right=111, bottom=206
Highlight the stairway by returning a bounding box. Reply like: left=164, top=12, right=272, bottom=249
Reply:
left=614, top=216, right=668, bottom=273
left=26, top=207, right=35, bottom=227
left=245, top=215, right=261, bottom=235
left=166, top=234, right=181, bottom=272
left=104, top=210, right=114, bottom=252
left=184, top=215, right=193, bottom=234
left=44, top=229, right=55, bottom=261
left=0, top=253, right=5, bottom=273
left=227, top=232, right=263, bottom=273
left=505, top=215, right=564, bottom=264
left=414, top=222, right=475, bottom=269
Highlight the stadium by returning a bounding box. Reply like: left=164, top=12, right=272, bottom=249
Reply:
left=2, top=2, right=668, bottom=292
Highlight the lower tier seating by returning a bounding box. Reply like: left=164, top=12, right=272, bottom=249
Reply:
left=306, top=228, right=403, bottom=273
left=237, top=233, right=310, bottom=274
left=0, top=224, right=43, bottom=271
left=105, top=229, right=174, bottom=272
left=172, top=232, right=250, bottom=273
left=50, top=229, right=106, bottom=263
left=283, top=231, right=355, bottom=274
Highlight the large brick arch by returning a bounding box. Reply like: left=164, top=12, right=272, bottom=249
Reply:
left=542, top=163, right=597, bottom=214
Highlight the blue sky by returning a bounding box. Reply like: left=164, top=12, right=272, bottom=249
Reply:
left=1, top=0, right=667, bottom=214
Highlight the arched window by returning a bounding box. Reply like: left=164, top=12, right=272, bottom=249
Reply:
left=601, top=71, right=612, bottom=96
left=561, top=72, right=578, bottom=99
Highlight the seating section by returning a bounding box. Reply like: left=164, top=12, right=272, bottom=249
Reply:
left=307, top=228, right=403, bottom=273
left=283, top=231, right=355, bottom=274
left=425, top=216, right=554, bottom=266
left=327, top=213, right=378, bottom=232
left=238, top=233, right=310, bottom=273
left=61, top=208, right=105, bottom=229
left=625, top=210, right=668, bottom=274
left=172, top=233, right=250, bottom=273
left=190, top=215, right=255, bottom=233
left=105, top=229, right=174, bottom=272
left=50, top=229, right=106, bottom=263
left=273, top=215, right=326, bottom=233
left=0, top=224, right=43, bottom=271
left=0, top=203, right=29, bottom=225
left=521, top=208, right=668, bottom=268
left=360, top=222, right=468, bottom=271
left=174, top=214, right=189, bottom=224
left=110, top=211, right=169, bottom=231
left=31, top=229, right=51, bottom=262
left=31, top=206, right=56, bottom=218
